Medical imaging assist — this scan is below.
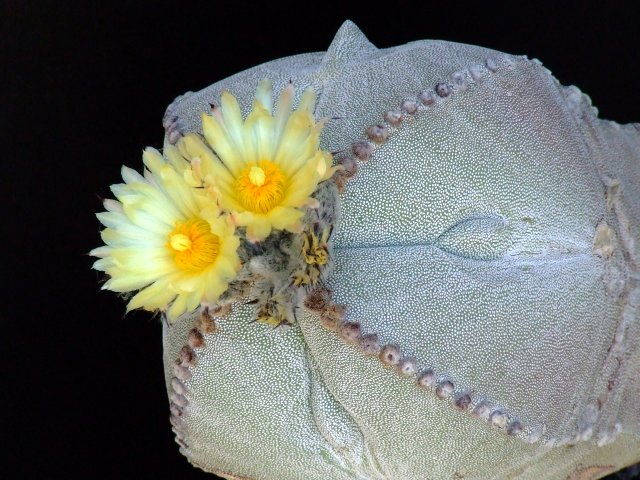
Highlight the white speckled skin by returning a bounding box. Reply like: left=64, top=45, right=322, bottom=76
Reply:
left=162, top=21, right=640, bottom=479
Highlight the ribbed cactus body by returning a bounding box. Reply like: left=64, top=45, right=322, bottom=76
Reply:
left=163, top=21, right=640, bottom=480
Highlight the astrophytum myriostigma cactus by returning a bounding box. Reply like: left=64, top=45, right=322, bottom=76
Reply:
left=160, top=21, right=640, bottom=480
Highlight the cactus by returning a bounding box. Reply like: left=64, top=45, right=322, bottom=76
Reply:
left=156, top=20, right=640, bottom=479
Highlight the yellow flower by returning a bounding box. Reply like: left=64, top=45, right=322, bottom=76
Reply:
left=175, top=79, right=337, bottom=241
left=90, top=148, right=241, bottom=321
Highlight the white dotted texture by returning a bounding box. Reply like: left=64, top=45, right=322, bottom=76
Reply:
left=164, top=307, right=372, bottom=480
left=163, top=20, right=640, bottom=480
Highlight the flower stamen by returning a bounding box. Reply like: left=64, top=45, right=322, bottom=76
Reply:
left=248, top=166, right=266, bottom=187
left=170, top=233, right=192, bottom=252
left=168, top=218, right=220, bottom=272
left=235, top=160, right=285, bottom=214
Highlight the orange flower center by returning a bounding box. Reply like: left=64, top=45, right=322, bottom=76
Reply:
left=167, top=218, right=220, bottom=272
left=235, top=160, right=285, bottom=214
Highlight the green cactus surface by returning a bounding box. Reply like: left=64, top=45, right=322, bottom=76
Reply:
left=162, top=21, right=640, bottom=480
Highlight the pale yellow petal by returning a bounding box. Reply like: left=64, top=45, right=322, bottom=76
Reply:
left=276, top=134, right=322, bottom=178
left=104, top=275, right=154, bottom=292
left=235, top=212, right=271, bottom=241
left=274, top=111, right=315, bottom=170
left=92, top=257, right=114, bottom=271
left=96, top=211, right=127, bottom=229
left=255, top=79, right=272, bottom=114
left=167, top=294, right=188, bottom=320
left=206, top=215, right=233, bottom=237
left=164, top=144, right=190, bottom=173
left=114, top=177, right=181, bottom=217
left=212, top=256, right=238, bottom=279
left=109, top=183, right=132, bottom=203
left=100, top=226, right=165, bottom=248
left=179, top=134, right=236, bottom=186
left=127, top=281, right=177, bottom=311
left=266, top=206, right=304, bottom=231
left=318, top=151, right=338, bottom=181
left=241, top=113, right=258, bottom=165
left=243, top=103, right=275, bottom=163
left=121, top=165, right=146, bottom=185
left=123, top=205, right=174, bottom=235
left=171, top=274, right=204, bottom=293
left=216, top=187, right=246, bottom=213
left=101, top=204, right=172, bottom=231
left=204, top=274, right=226, bottom=304
left=103, top=199, right=123, bottom=213
left=89, top=246, right=112, bottom=258
left=202, top=113, right=244, bottom=177
left=186, top=286, right=205, bottom=313
left=141, top=147, right=166, bottom=177
left=281, top=161, right=320, bottom=207
left=274, top=83, right=294, bottom=142
left=219, top=91, right=246, bottom=153
left=110, top=248, right=173, bottom=275
left=164, top=168, right=202, bottom=217
left=298, top=87, right=316, bottom=113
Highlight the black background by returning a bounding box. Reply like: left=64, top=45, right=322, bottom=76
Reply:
left=3, top=1, right=639, bottom=478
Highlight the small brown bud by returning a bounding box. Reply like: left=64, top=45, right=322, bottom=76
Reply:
left=366, top=124, right=389, bottom=144
left=469, top=65, right=483, bottom=81
left=401, top=98, right=418, bottom=114
left=170, top=415, right=185, bottom=429
left=485, top=57, right=498, bottom=72
left=175, top=437, right=189, bottom=449
left=319, top=303, right=346, bottom=330
left=490, top=409, right=508, bottom=428
left=171, top=377, right=187, bottom=396
left=178, top=345, right=196, bottom=367
left=168, top=129, right=182, bottom=144
left=436, top=380, right=454, bottom=399
left=351, top=141, right=372, bottom=161
left=419, top=89, right=436, bottom=105
left=169, top=403, right=183, bottom=417
left=173, top=364, right=192, bottom=381
left=195, top=310, right=216, bottom=334
left=304, top=288, right=331, bottom=312
left=397, top=357, right=417, bottom=377
left=210, top=303, right=232, bottom=318
left=435, top=82, right=451, bottom=97
left=339, top=156, right=358, bottom=178
left=472, top=401, right=491, bottom=420
left=332, top=170, right=347, bottom=193
left=507, top=419, right=523, bottom=436
left=359, top=333, right=381, bottom=356
left=170, top=392, right=188, bottom=408
left=379, top=344, right=402, bottom=366
left=453, top=392, right=472, bottom=410
left=188, top=328, right=205, bottom=348
left=337, top=322, right=362, bottom=344
left=416, top=369, right=436, bottom=389
left=384, top=109, right=403, bottom=126
left=452, top=72, right=467, bottom=90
